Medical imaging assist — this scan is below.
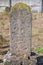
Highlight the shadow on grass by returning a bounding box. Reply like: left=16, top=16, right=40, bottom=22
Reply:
left=37, top=56, right=43, bottom=65
left=30, top=52, right=36, bottom=56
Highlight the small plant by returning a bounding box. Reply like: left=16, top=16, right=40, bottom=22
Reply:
left=35, top=47, right=43, bottom=53
left=0, top=35, right=3, bottom=45
left=0, top=35, right=3, bottom=41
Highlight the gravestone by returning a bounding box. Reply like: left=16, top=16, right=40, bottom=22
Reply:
left=4, top=2, right=37, bottom=65
left=10, top=2, right=32, bottom=58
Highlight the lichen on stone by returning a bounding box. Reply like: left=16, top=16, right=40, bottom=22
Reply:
left=10, top=2, right=31, bottom=14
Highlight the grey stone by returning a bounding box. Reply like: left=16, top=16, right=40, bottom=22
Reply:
left=4, top=56, right=37, bottom=65
left=4, top=2, right=32, bottom=65
left=10, top=2, right=32, bottom=58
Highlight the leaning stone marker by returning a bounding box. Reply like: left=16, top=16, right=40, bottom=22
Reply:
left=4, top=2, right=37, bottom=65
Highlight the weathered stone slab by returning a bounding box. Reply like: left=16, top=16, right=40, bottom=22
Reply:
left=10, top=2, right=32, bottom=58
left=3, top=2, right=37, bottom=65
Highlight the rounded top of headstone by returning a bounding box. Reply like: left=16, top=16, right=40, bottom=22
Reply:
left=10, top=2, right=31, bottom=14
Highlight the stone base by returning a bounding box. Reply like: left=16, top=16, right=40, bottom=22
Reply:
left=3, top=52, right=37, bottom=65
left=4, top=58, right=37, bottom=65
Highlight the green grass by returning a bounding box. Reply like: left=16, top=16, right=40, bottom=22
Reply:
left=35, top=47, right=43, bottom=53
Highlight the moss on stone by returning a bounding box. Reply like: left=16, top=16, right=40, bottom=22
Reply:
left=10, top=2, right=31, bottom=14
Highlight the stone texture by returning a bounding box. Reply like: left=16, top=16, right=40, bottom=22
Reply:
left=4, top=55, right=37, bottom=65
left=4, top=2, right=32, bottom=65
left=10, top=2, right=32, bottom=58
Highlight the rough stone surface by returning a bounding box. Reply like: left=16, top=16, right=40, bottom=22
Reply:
left=4, top=2, right=32, bottom=65
left=4, top=55, right=37, bottom=65
left=10, top=2, right=32, bottom=58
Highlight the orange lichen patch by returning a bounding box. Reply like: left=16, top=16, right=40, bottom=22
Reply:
left=10, top=2, right=31, bottom=14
